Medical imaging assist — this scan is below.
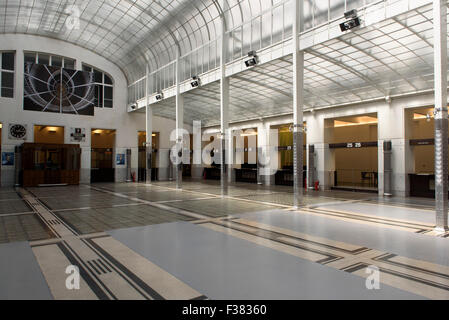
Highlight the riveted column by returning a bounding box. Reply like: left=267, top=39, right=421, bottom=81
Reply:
left=293, top=0, right=304, bottom=208
left=220, top=4, right=230, bottom=196
left=175, top=53, right=184, bottom=190
left=145, top=64, right=153, bottom=184
left=434, top=0, right=448, bottom=232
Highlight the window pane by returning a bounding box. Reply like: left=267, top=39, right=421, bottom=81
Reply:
left=38, top=53, right=49, bottom=65
left=82, top=65, right=91, bottom=72
left=94, top=85, right=103, bottom=108
left=2, top=72, right=14, bottom=88
left=52, top=56, right=62, bottom=67
left=2, top=52, right=14, bottom=71
left=24, top=52, right=36, bottom=64
left=64, top=58, right=75, bottom=70
left=94, top=69, right=103, bottom=83
left=1, top=87, right=13, bottom=98
left=104, top=99, right=113, bottom=108
left=104, top=74, right=113, bottom=85
left=104, top=86, right=113, bottom=99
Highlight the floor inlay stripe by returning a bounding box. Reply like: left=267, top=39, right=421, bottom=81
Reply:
left=25, top=186, right=206, bottom=300
left=198, top=217, right=449, bottom=300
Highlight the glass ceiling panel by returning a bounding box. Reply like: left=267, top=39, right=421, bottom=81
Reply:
left=0, top=0, right=386, bottom=83
left=148, top=4, right=444, bottom=127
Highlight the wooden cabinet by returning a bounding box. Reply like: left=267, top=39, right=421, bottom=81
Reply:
left=20, top=143, right=81, bottom=187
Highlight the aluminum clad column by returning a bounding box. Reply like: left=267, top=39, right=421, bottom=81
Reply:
left=383, top=141, right=392, bottom=196
left=145, top=64, right=153, bottom=184
left=293, top=0, right=304, bottom=208
left=434, top=0, right=448, bottom=232
left=175, top=53, right=184, bottom=190
left=308, top=145, right=315, bottom=190
left=126, top=149, right=132, bottom=182
left=220, top=2, right=230, bottom=196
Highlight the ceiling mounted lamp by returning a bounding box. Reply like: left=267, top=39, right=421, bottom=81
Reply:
left=245, top=51, right=259, bottom=68
left=191, top=76, right=201, bottom=88
left=340, top=9, right=361, bottom=32
left=155, top=92, right=164, bottom=101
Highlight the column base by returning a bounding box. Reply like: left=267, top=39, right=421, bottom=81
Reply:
left=434, top=226, right=449, bottom=235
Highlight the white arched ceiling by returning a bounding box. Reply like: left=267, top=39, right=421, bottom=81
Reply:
left=0, top=0, right=376, bottom=83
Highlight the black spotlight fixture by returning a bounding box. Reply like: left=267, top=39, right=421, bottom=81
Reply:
left=340, top=9, right=360, bottom=32
left=191, top=76, right=201, bottom=88
left=245, top=51, right=259, bottom=68
left=155, top=92, right=163, bottom=101
left=130, top=104, right=137, bottom=110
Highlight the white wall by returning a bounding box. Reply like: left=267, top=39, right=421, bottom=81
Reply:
left=0, top=34, right=180, bottom=186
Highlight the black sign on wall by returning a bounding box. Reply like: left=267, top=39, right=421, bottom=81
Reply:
left=70, top=128, right=86, bottom=142
left=329, top=141, right=378, bottom=149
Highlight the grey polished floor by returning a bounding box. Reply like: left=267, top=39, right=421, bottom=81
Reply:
left=0, top=181, right=448, bottom=300
left=109, top=222, right=424, bottom=300
left=0, top=242, right=52, bottom=300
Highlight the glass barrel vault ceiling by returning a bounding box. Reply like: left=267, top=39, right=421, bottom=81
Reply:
left=147, top=4, right=444, bottom=127
left=0, top=0, right=379, bottom=82
left=0, top=1, right=446, bottom=126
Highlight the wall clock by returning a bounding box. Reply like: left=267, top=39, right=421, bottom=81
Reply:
left=9, top=124, right=27, bottom=140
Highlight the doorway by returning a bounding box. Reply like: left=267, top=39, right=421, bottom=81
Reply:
left=272, top=123, right=307, bottom=186
left=407, top=107, right=449, bottom=198
left=91, top=129, right=116, bottom=183
left=234, top=128, right=258, bottom=183
left=326, top=114, right=379, bottom=192
left=137, top=131, right=159, bottom=182
left=34, top=125, right=64, bottom=144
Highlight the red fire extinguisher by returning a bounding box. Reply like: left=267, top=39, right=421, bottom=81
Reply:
left=314, top=181, right=320, bottom=191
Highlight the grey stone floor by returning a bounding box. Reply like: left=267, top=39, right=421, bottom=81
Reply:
left=57, top=205, right=194, bottom=234
left=0, top=181, right=448, bottom=300
left=0, top=214, right=53, bottom=243
left=109, top=222, right=424, bottom=300
left=0, top=242, right=52, bottom=299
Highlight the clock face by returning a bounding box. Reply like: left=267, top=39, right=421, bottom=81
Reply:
left=9, top=124, right=27, bottom=139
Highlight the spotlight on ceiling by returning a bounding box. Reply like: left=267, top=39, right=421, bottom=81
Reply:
left=340, top=9, right=360, bottom=32
left=245, top=51, right=259, bottom=68
left=155, top=92, right=164, bottom=101
left=191, top=76, right=201, bottom=88
left=130, top=103, right=137, bottom=110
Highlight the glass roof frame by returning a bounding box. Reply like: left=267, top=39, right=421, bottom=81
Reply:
left=146, top=3, right=444, bottom=127
left=0, top=0, right=382, bottom=82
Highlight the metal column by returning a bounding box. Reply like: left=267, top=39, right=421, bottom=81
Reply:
left=126, top=149, right=132, bottom=182
left=220, top=7, right=229, bottom=196
left=175, top=53, right=184, bottom=190
left=308, top=145, right=315, bottom=190
left=383, top=141, right=392, bottom=196
left=293, top=0, right=304, bottom=208
left=14, top=145, right=21, bottom=187
left=434, top=0, right=448, bottom=232
left=145, top=65, right=153, bottom=184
